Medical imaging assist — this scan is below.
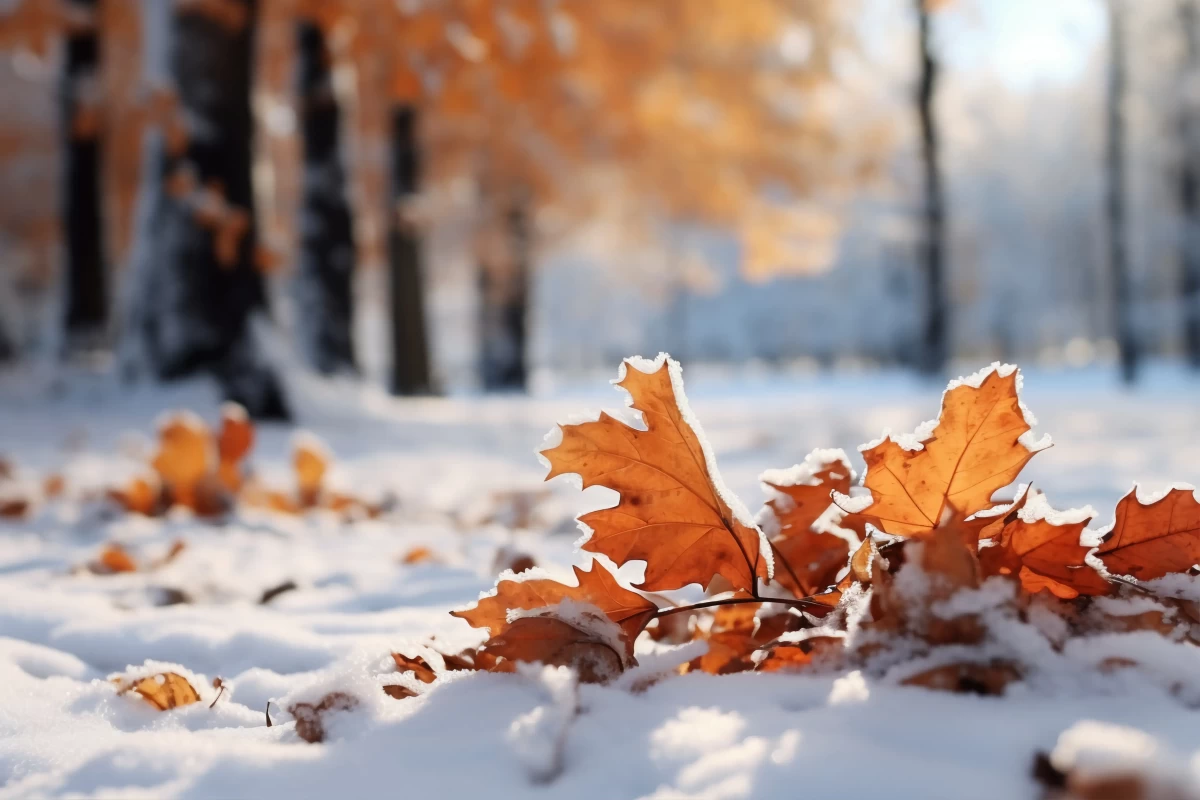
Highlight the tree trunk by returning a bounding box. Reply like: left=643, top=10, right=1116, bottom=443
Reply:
left=915, top=0, right=947, bottom=376
left=1107, top=0, right=1137, bottom=383
left=1180, top=0, right=1200, bottom=368
left=478, top=195, right=530, bottom=391
left=295, top=20, right=356, bottom=374
left=388, top=105, right=433, bottom=395
left=134, top=0, right=288, bottom=418
left=61, top=0, right=108, bottom=353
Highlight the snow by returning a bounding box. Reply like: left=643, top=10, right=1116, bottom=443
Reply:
left=2, top=365, right=1200, bottom=798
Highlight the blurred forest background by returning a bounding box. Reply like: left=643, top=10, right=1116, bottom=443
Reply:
left=0, top=0, right=1195, bottom=418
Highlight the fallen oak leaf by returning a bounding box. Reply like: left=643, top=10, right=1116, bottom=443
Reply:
left=900, top=661, right=1021, bottom=695
left=92, top=543, right=138, bottom=574
left=977, top=491, right=1110, bottom=599
left=216, top=403, right=254, bottom=493
left=107, top=474, right=161, bottom=516
left=481, top=605, right=630, bottom=684
left=117, top=672, right=201, bottom=710
left=452, top=561, right=657, bottom=659
left=289, top=692, right=360, bottom=743
left=855, top=365, right=1046, bottom=536
left=541, top=354, right=770, bottom=594
left=760, top=450, right=855, bottom=597
left=151, top=412, right=215, bottom=511
left=1097, top=486, right=1200, bottom=580
left=391, top=652, right=437, bottom=684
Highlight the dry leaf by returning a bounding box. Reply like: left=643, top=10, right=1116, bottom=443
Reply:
left=542, top=356, right=768, bottom=593
left=401, top=546, right=437, bottom=565
left=120, top=672, right=201, bottom=710
left=858, top=368, right=1041, bottom=535
left=293, top=435, right=329, bottom=508
left=216, top=403, right=254, bottom=493
left=391, top=652, right=437, bottom=684
left=481, top=613, right=627, bottom=683
left=901, top=661, right=1020, bottom=695
left=290, top=692, right=360, bottom=743
left=452, top=562, right=657, bottom=658
left=152, top=414, right=214, bottom=511
left=108, top=475, right=160, bottom=516
left=1097, top=487, right=1200, bottom=580
left=762, top=454, right=853, bottom=596
left=94, top=543, right=137, bottom=574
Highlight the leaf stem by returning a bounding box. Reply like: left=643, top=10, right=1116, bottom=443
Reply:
left=654, top=595, right=821, bottom=619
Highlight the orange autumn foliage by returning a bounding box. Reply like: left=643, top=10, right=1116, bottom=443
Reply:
left=542, top=357, right=769, bottom=594
left=1097, top=487, right=1200, bottom=580
left=116, top=672, right=202, bottom=711
left=857, top=369, right=1040, bottom=535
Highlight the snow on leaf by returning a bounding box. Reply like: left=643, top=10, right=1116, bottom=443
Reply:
left=118, top=672, right=201, bottom=711
left=1097, top=486, right=1200, bottom=581
left=542, top=354, right=770, bottom=593
left=451, top=561, right=656, bottom=658
left=480, top=607, right=627, bottom=684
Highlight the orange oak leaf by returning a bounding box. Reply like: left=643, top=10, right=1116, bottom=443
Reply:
left=391, top=652, right=437, bottom=684
left=977, top=492, right=1110, bottom=599
left=1096, top=487, right=1200, bottom=580
left=293, top=434, right=329, bottom=508
left=216, top=403, right=254, bottom=493
left=542, top=355, right=770, bottom=593
left=481, top=611, right=628, bottom=683
left=857, top=366, right=1044, bottom=536
left=118, top=672, right=201, bottom=710
left=151, top=413, right=214, bottom=511
left=761, top=452, right=855, bottom=596
left=452, top=561, right=657, bottom=657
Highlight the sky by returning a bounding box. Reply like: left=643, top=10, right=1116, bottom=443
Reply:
left=939, top=0, right=1106, bottom=91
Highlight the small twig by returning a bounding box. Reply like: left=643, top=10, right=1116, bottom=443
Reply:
left=654, top=595, right=821, bottom=619
left=208, top=677, right=226, bottom=709
left=265, top=700, right=273, bottom=727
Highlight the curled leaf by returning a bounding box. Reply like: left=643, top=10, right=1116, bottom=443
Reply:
left=1097, top=487, right=1200, bottom=580
left=119, top=672, right=201, bottom=710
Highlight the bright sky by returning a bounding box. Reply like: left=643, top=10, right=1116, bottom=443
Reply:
left=938, top=0, right=1106, bottom=90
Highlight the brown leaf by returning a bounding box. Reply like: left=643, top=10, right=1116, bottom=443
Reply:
left=94, top=543, right=137, bottom=574
left=481, top=613, right=626, bottom=683
left=452, top=561, right=657, bottom=658
left=151, top=414, right=214, bottom=511
left=120, top=672, right=201, bottom=710
left=289, top=692, right=360, bottom=743
left=383, top=684, right=417, bottom=700
left=859, top=368, right=1041, bottom=535
left=391, top=652, right=437, bottom=684
left=0, top=497, right=29, bottom=518
left=293, top=436, right=329, bottom=508
left=216, top=403, right=254, bottom=493
left=401, top=546, right=437, bottom=565
left=542, top=356, right=768, bottom=593
left=901, top=662, right=1020, bottom=695
left=43, top=473, right=65, bottom=498
left=762, top=454, right=853, bottom=596
left=1097, top=487, right=1200, bottom=580
left=108, top=475, right=160, bottom=516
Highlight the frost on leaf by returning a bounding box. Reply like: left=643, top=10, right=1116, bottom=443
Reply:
left=452, top=561, right=656, bottom=658
left=542, top=355, right=769, bottom=593
left=977, top=490, right=1110, bottom=599
left=1097, top=487, right=1200, bottom=580
left=116, top=672, right=201, bottom=711
left=481, top=607, right=629, bottom=684
left=289, top=692, right=360, bottom=743
left=761, top=451, right=855, bottom=596
left=858, top=367, right=1042, bottom=535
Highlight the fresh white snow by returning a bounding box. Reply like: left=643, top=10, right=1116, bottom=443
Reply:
left=2, top=364, right=1200, bottom=799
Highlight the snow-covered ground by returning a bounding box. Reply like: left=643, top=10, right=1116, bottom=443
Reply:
left=2, top=362, right=1200, bottom=799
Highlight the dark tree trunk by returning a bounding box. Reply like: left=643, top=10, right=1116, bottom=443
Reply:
left=388, top=105, right=433, bottom=395
left=1107, top=0, right=1137, bottom=383
left=915, top=0, right=947, bottom=376
left=136, top=0, right=288, bottom=418
left=61, top=0, right=108, bottom=352
left=479, top=195, right=530, bottom=391
left=1180, top=0, right=1200, bottom=368
left=295, top=21, right=356, bottom=374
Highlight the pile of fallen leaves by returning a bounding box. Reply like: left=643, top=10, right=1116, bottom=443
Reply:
left=73, top=356, right=1200, bottom=749
left=432, top=355, right=1200, bottom=694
